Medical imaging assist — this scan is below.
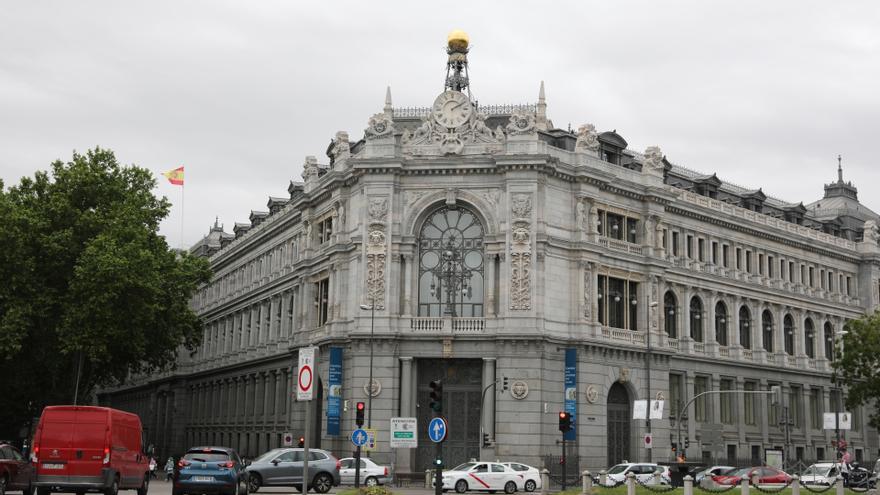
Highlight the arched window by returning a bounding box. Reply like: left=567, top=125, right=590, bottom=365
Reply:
left=664, top=291, right=677, bottom=338
left=783, top=314, right=795, bottom=355
left=417, top=205, right=485, bottom=317
left=762, top=310, right=774, bottom=352
left=739, top=306, right=752, bottom=349
left=715, top=301, right=728, bottom=346
left=804, top=318, right=815, bottom=358
left=824, top=322, right=834, bottom=360
left=690, top=297, right=704, bottom=342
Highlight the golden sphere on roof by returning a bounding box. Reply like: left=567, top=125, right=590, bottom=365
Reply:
left=447, top=29, right=469, bottom=51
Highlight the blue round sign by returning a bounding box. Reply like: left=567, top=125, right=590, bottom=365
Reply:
left=428, top=417, right=447, bottom=443
left=351, top=428, right=368, bottom=447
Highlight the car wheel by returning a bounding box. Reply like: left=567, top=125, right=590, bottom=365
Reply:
left=312, top=473, right=332, bottom=494
left=137, top=474, right=149, bottom=495
left=104, top=477, right=119, bottom=495
left=172, top=489, right=184, bottom=495
left=455, top=479, right=468, bottom=493
left=241, top=477, right=250, bottom=495
left=504, top=481, right=516, bottom=494
left=365, top=477, right=379, bottom=487
left=247, top=474, right=261, bottom=493
left=524, top=480, right=536, bottom=492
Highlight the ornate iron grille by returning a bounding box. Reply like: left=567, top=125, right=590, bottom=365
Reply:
left=418, top=206, right=484, bottom=317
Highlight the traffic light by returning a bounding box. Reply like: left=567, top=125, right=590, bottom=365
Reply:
left=355, top=401, right=366, bottom=427
left=482, top=432, right=490, bottom=447
left=434, top=458, right=443, bottom=467
left=684, top=438, right=690, bottom=449
left=429, top=380, right=443, bottom=413
left=558, top=411, right=571, bottom=432
left=502, top=376, right=509, bottom=392
left=671, top=442, right=677, bottom=452
left=298, top=436, right=305, bottom=448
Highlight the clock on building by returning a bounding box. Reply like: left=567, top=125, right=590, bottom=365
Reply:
left=432, top=90, right=473, bottom=128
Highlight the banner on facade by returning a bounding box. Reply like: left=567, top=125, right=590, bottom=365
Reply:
left=633, top=400, right=648, bottom=420
left=649, top=400, right=665, bottom=420
left=326, top=347, right=343, bottom=436
left=564, top=348, right=577, bottom=440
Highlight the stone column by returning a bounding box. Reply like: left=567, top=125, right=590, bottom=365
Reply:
left=736, top=377, right=747, bottom=446
left=403, top=254, right=414, bottom=317
left=264, top=373, right=273, bottom=422
left=398, top=357, right=414, bottom=473
left=710, top=374, right=721, bottom=426
left=759, top=378, right=770, bottom=444
left=707, top=294, right=717, bottom=345
left=685, top=371, right=697, bottom=454
left=274, top=370, right=284, bottom=420
left=485, top=252, right=496, bottom=317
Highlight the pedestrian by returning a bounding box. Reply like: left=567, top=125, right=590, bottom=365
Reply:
left=165, top=456, right=175, bottom=481
left=149, top=457, right=157, bottom=479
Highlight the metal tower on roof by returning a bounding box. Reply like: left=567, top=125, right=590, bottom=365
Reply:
left=444, top=30, right=471, bottom=97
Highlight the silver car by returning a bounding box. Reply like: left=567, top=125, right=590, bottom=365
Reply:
left=339, top=457, right=391, bottom=486
left=245, top=448, right=340, bottom=494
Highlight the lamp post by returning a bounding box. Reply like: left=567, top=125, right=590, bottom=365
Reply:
left=359, top=300, right=377, bottom=428
left=645, top=298, right=658, bottom=462
left=428, top=237, right=472, bottom=317
left=830, top=327, right=848, bottom=459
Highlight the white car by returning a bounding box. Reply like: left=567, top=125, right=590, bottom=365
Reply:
left=502, top=462, right=542, bottom=492
left=441, top=462, right=523, bottom=493
left=339, top=457, right=391, bottom=486
left=800, top=463, right=841, bottom=486
left=603, top=463, right=671, bottom=486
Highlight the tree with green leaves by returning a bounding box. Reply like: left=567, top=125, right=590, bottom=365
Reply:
left=0, top=148, right=211, bottom=439
left=833, top=310, right=880, bottom=429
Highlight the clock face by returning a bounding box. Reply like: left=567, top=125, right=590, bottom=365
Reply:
left=432, top=91, right=473, bottom=128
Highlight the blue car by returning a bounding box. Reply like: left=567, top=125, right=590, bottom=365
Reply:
left=173, top=447, right=249, bottom=495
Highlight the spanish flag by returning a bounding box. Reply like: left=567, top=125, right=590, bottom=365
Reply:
left=162, top=166, right=184, bottom=186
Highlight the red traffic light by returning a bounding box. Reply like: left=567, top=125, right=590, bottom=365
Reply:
left=356, top=402, right=365, bottom=411
left=559, top=412, right=568, bottom=419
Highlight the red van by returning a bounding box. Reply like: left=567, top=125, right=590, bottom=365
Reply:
left=30, top=406, right=149, bottom=495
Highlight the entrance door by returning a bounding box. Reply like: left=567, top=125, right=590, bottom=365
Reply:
left=415, top=359, right=482, bottom=471
left=606, top=383, right=631, bottom=466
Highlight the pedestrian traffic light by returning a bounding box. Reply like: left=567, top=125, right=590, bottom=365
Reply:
left=355, top=401, right=365, bottom=427
left=429, top=380, right=443, bottom=413
left=298, top=436, right=305, bottom=448
left=558, top=411, right=571, bottom=432
left=684, top=438, right=690, bottom=449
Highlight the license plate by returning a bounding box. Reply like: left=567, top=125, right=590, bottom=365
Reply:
left=193, top=476, right=214, bottom=482
left=43, top=463, right=64, bottom=470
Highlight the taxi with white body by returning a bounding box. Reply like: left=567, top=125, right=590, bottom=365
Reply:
left=440, top=462, right=522, bottom=493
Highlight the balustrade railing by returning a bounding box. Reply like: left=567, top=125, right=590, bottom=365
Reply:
left=409, top=317, right=485, bottom=333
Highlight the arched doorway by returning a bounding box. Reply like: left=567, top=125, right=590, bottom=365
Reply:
left=607, top=382, right=631, bottom=466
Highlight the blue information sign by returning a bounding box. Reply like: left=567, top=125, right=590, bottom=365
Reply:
left=564, top=348, right=577, bottom=440
left=351, top=428, right=368, bottom=447
left=428, top=417, right=447, bottom=443
left=327, top=347, right=343, bottom=436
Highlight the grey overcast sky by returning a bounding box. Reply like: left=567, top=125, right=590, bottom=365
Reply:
left=2, top=1, right=879, bottom=248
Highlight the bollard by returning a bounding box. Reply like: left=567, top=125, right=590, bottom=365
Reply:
left=541, top=469, right=550, bottom=495
left=740, top=475, right=749, bottom=495
left=425, top=469, right=432, bottom=488
left=791, top=475, right=800, bottom=495
left=835, top=476, right=844, bottom=495
left=627, top=472, right=637, bottom=495
left=654, top=471, right=661, bottom=485
left=684, top=475, right=693, bottom=495
left=752, top=473, right=760, bottom=490
left=582, top=470, right=592, bottom=495
left=599, top=470, right=608, bottom=487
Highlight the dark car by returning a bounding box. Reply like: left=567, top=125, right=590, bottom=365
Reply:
left=245, top=448, right=339, bottom=494
left=173, top=447, right=248, bottom=495
left=1, top=442, right=35, bottom=495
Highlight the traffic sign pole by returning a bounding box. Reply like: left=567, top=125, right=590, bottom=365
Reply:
left=354, top=444, right=362, bottom=488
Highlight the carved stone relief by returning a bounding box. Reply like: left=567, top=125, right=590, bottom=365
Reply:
left=506, top=107, right=537, bottom=136
left=510, top=220, right=532, bottom=310
left=368, top=198, right=389, bottom=223
left=511, top=194, right=532, bottom=219
left=643, top=146, right=665, bottom=176
left=575, top=124, right=600, bottom=152
left=583, top=264, right=592, bottom=320
left=366, top=225, right=386, bottom=310
left=301, top=156, right=319, bottom=182
left=365, top=113, right=395, bottom=140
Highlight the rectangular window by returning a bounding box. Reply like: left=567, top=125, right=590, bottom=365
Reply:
left=767, top=256, right=774, bottom=278
left=607, top=212, right=624, bottom=240
left=846, top=276, right=852, bottom=295
left=767, top=383, right=779, bottom=426
left=597, top=276, right=639, bottom=330
left=781, top=259, right=787, bottom=281
left=662, top=229, right=668, bottom=251
left=315, top=278, right=330, bottom=326
left=758, top=253, right=764, bottom=275
left=800, top=264, right=806, bottom=284
left=746, top=251, right=753, bottom=273
left=694, top=376, right=709, bottom=422
left=810, top=388, right=821, bottom=430
left=736, top=248, right=742, bottom=270
left=669, top=373, right=682, bottom=418
left=809, top=266, right=815, bottom=287
left=722, top=244, right=729, bottom=267
left=827, top=271, right=834, bottom=292
left=672, top=231, right=680, bottom=256
left=698, top=238, right=705, bottom=262
left=789, top=386, right=802, bottom=428
left=820, top=269, right=826, bottom=289
left=720, top=378, right=734, bottom=424
left=687, top=235, right=694, bottom=259
left=317, top=216, right=333, bottom=244
left=790, top=261, right=795, bottom=282
left=626, top=218, right=638, bottom=243
left=712, top=241, right=718, bottom=265
left=744, top=381, right=757, bottom=425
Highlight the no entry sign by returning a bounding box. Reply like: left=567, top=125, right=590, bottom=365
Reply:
left=297, top=347, right=317, bottom=401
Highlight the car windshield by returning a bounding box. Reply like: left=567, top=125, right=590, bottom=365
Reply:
left=253, top=450, right=282, bottom=463
left=452, top=463, right=476, bottom=471
left=803, top=466, right=832, bottom=476
left=607, top=465, right=629, bottom=475
left=729, top=468, right=751, bottom=478
left=184, top=451, right=229, bottom=462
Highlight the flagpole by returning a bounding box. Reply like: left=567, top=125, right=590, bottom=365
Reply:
left=180, top=181, right=185, bottom=251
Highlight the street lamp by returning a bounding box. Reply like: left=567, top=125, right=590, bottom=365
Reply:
left=646, top=299, right=658, bottom=462
left=829, top=327, right=848, bottom=458
left=359, top=300, right=377, bottom=428
left=427, top=236, right=472, bottom=317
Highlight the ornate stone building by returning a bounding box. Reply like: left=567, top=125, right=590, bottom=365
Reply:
left=102, top=33, right=880, bottom=473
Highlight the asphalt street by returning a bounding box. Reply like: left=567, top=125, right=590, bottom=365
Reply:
left=133, top=478, right=433, bottom=495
